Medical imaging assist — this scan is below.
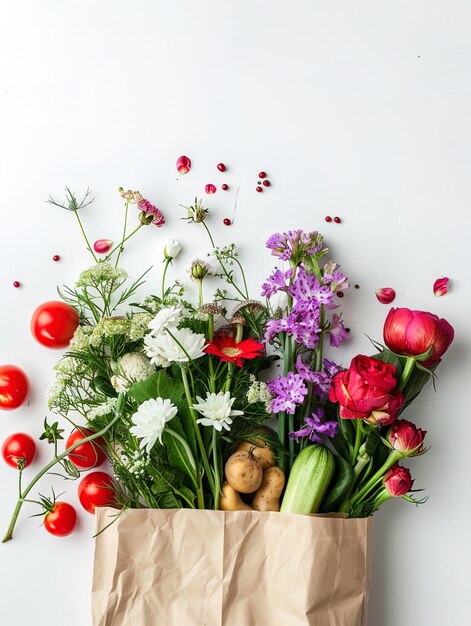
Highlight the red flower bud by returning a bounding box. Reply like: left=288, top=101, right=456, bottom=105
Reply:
left=388, top=419, right=426, bottom=456
left=384, top=464, right=413, bottom=497
left=383, top=307, right=454, bottom=367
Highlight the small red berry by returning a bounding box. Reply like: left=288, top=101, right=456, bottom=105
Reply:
left=52, top=255, right=60, bottom=262
left=258, top=171, right=267, bottom=179
left=256, top=186, right=263, bottom=193
left=325, top=216, right=332, bottom=222
left=217, top=163, right=226, bottom=172
left=334, top=216, right=341, bottom=223
left=337, top=291, right=344, bottom=298
left=262, top=180, right=271, bottom=187
left=13, top=281, right=20, bottom=288
left=223, top=218, right=232, bottom=226
left=222, top=184, right=229, bottom=191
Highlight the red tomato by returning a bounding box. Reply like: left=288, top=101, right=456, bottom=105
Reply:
left=31, top=301, right=80, bottom=349
left=66, top=428, right=107, bottom=470
left=78, top=471, right=116, bottom=513
left=0, top=365, right=30, bottom=410
left=2, top=433, right=36, bottom=469
left=44, top=502, right=78, bottom=537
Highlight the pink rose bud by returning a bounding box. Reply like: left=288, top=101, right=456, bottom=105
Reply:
left=93, top=239, right=113, bottom=254
left=176, top=155, right=191, bottom=175
left=384, top=464, right=413, bottom=497
left=383, top=307, right=454, bottom=367
left=375, top=287, right=396, bottom=304
left=434, top=277, right=449, bottom=297
left=388, top=419, right=427, bottom=457
left=205, top=184, right=217, bottom=195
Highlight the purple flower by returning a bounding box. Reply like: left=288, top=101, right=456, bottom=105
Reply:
left=323, top=358, right=342, bottom=377
left=328, top=314, right=350, bottom=348
left=261, top=268, right=293, bottom=298
left=266, top=231, right=323, bottom=263
left=289, top=267, right=335, bottom=308
left=264, top=300, right=322, bottom=349
left=267, top=372, right=308, bottom=414
left=289, top=409, right=339, bottom=443
left=295, top=356, right=341, bottom=399
left=323, top=270, right=349, bottom=293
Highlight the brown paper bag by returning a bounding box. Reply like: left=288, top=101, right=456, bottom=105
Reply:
left=92, top=508, right=372, bottom=626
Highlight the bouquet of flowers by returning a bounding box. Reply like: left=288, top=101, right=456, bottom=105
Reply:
left=1, top=186, right=454, bottom=543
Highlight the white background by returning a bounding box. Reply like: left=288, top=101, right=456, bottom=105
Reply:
left=1, top=1, right=470, bottom=624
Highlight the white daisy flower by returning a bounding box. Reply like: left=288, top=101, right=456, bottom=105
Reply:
left=144, top=327, right=207, bottom=368
left=192, top=391, right=243, bottom=432
left=148, top=305, right=182, bottom=336
left=130, top=397, right=178, bottom=453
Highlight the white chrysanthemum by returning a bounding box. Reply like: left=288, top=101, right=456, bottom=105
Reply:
left=130, top=398, right=178, bottom=453
left=192, top=391, right=243, bottom=432
left=144, top=327, right=207, bottom=367
left=110, top=352, right=155, bottom=392
left=148, top=305, right=182, bottom=336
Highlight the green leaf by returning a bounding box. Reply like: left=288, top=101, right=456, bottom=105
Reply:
left=401, top=365, right=435, bottom=410
left=371, top=350, right=403, bottom=378
left=163, top=429, right=198, bottom=489
left=365, top=430, right=381, bottom=457
left=319, top=455, right=354, bottom=512
left=158, top=491, right=183, bottom=509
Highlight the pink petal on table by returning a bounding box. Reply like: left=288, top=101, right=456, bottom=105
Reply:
left=94, top=239, right=113, bottom=254
left=176, top=155, right=191, bottom=175
left=434, top=277, right=449, bottom=297
left=205, top=184, right=217, bottom=194
left=375, top=287, right=396, bottom=304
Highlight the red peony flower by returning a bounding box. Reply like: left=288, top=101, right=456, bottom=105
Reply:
left=205, top=334, right=264, bottom=367
left=388, top=419, right=427, bottom=457
left=328, top=355, right=404, bottom=425
left=383, top=308, right=454, bottom=367
left=384, top=464, right=413, bottom=497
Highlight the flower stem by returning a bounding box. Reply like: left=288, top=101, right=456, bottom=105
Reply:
left=74, top=210, right=98, bottom=263
left=212, top=429, right=221, bottom=510
left=398, top=356, right=417, bottom=390
left=2, top=394, right=125, bottom=543
left=115, top=199, right=130, bottom=268
left=350, top=450, right=402, bottom=507
left=161, top=258, right=171, bottom=301
left=180, top=367, right=214, bottom=495
left=105, top=224, right=144, bottom=260
left=351, top=420, right=364, bottom=466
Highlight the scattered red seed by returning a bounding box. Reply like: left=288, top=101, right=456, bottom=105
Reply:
left=325, top=216, right=332, bottom=222
left=337, top=291, right=344, bottom=298
left=223, top=218, right=232, bottom=226
left=256, top=186, right=263, bottom=193
left=334, top=217, right=341, bottom=223
left=222, top=184, right=229, bottom=191
left=258, top=171, right=267, bottom=179
left=13, top=281, right=20, bottom=288
left=217, top=163, right=226, bottom=172
left=262, top=180, right=271, bottom=187
left=205, top=184, right=217, bottom=194
left=52, top=255, right=60, bottom=262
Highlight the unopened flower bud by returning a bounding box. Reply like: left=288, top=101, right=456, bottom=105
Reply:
left=388, top=419, right=427, bottom=457
left=164, top=239, right=182, bottom=260
left=93, top=239, right=113, bottom=254
left=384, top=464, right=413, bottom=497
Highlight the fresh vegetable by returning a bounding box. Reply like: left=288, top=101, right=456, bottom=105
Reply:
left=252, top=467, right=285, bottom=512
left=31, top=301, right=79, bottom=349
left=219, top=482, right=252, bottom=511
left=44, top=502, right=77, bottom=537
left=235, top=429, right=276, bottom=471
left=78, top=471, right=116, bottom=513
left=2, top=433, right=36, bottom=469
left=66, top=428, right=106, bottom=470
left=280, top=444, right=335, bottom=515
left=225, top=451, right=263, bottom=494
left=0, top=365, right=30, bottom=410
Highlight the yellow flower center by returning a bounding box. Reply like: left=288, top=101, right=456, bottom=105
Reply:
left=222, top=347, right=243, bottom=357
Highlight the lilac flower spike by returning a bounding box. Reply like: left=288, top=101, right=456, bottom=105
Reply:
left=266, top=230, right=324, bottom=263
left=289, top=409, right=339, bottom=444
left=295, top=356, right=341, bottom=398
left=267, top=372, right=308, bottom=414
left=328, top=314, right=350, bottom=348
left=261, top=268, right=293, bottom=298
left=289, top=267, right=335, bottom=308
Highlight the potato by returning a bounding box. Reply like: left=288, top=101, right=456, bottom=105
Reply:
left=235, top=429, right=276, bottom=471
left=219, top=482, right=252, bottom=511
left=225, top=451, right=263, bottom=493
left=252, top=466, right=285, bottom=512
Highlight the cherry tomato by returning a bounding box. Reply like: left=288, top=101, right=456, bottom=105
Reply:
left=78, top=471, right=116, bottom=514
left=0, top=365, right=30, bottom=410
left=2, top=433, right=36, bottom=469
left=66, top=428, right=107, bottom=470
left=31, top=301, right=80, bottom=349
left=44, top=502, right=78, bottom=537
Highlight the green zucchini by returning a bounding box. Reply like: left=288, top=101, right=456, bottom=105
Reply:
left=280, top=444, right=335, bottom=515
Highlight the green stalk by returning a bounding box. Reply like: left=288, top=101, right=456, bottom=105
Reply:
left=161, top=257, right=171, bottom=301
left=2, top=394, right=125, bottom=543
left=351, top=420, right=364, bottom=466
left=114, top=199, right=130, bottom=268
left=105, top=224, right=144, bottom=260
left=212, top=429, right=221, bottom=510
left=398, top=356, right=417, bottom=390
left=198, top=279, right=203, bottom=306
left=350, top=450, right=402, bottom=507
left=180, top=367, right=214, bottom=495
left=74, top=210, right=98, bottom=263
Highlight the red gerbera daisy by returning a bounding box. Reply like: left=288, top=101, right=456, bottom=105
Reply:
left=205, top=334, right=265, bottom=367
